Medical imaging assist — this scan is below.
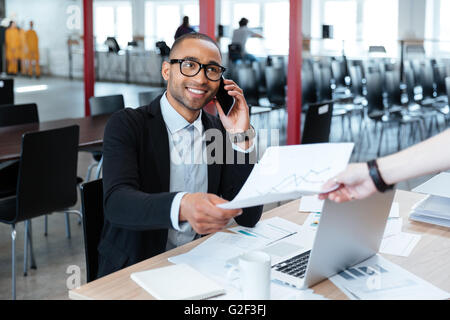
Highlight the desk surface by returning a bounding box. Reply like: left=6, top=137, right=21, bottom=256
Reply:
left=69, top=190, right=450, bottom=300
left=0, top=114, right=110, bottom=162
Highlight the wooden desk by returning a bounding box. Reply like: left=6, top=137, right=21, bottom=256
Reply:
left=69, top=190, right=450, bottom=300
left=0, top=114, right=110, bottom=162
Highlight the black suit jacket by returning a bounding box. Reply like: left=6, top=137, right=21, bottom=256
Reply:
left=97, top=96, right=263, bottom=278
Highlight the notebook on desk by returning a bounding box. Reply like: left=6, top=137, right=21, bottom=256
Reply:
left=131, top=263, right=226, bottom=300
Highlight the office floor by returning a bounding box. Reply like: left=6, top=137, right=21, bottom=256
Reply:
left=0, top=75, right=446, bottom=299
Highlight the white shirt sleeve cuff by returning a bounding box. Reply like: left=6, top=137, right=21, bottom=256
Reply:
left=170, top=192, right=188, bottom=231
left=231, top=136, right=257, bottom=154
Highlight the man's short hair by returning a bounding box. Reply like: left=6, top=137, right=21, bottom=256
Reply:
left=169, top=32, right=221, bottom=59
left=239, top=18, right=248, bottom=27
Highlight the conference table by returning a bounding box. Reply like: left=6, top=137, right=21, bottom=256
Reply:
left=68, top=189, right=450, bottom=300
left=0, top=114, right=110, bottom=162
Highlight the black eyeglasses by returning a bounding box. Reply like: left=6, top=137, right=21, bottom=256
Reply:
left=169, top=59, right=226, bottom=81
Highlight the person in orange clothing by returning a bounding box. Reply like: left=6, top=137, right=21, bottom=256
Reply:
left=25, top=21, right=40, bottom=77
left=19, top=24, right=27, bottom=75
left=5, top=21, right=21, bottom=75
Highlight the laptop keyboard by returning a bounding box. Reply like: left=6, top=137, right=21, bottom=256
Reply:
left=272, top=250, right=311, bottom=279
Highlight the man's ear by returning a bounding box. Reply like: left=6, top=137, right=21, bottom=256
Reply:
left=161, top=61, right=170, bottom=81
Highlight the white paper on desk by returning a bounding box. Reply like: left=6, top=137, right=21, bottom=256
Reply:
left=379, top=232, right=421, bottom=257
left=168, top=232, right=266, bottom=278
left=389, top=202, right=400, bottom=218
left=228, top=217, right=302, bottom=243
left=330, top=254, right=450, bottom=300
left=412, top=172, right=450, bottom=198
left=299, top=195, right=324, bottom=212
left=383, top=218, right=403, bottom=238
left=218, top=143, right=354, bottom=209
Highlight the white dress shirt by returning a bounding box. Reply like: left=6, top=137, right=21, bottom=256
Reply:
left=160, top=92, right=255, bottom=250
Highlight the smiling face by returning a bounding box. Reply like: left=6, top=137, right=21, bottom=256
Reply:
left=162, top=38, right=222, bottom=121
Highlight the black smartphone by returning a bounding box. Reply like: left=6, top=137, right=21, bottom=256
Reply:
left=216, top=76, right=235, bottom=116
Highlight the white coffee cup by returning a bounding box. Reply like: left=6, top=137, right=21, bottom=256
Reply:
left=226, top=250, right=271, bottom=299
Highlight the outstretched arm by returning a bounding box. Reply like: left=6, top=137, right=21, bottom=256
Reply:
left=319, top=129, right=450, bottom=202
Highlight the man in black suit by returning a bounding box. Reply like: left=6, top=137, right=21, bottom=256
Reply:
left=97, top=32, right=263, bottom=278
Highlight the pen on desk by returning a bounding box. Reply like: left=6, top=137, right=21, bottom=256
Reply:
left=265, top=232, right=298, bottom=247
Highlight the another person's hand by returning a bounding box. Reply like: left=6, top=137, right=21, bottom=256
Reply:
left=179, top=193, right=243, bottom=234
left=318, top=163, right=378, bottom=202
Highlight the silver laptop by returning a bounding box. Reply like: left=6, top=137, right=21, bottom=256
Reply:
left=260, top=191, right=395, bottom=289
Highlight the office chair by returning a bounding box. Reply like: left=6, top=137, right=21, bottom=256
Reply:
left=264, top=65, right=287, bottom=138
left=302, top=64, right=318, bottom=111
left=138, top=89, right=165, bottom=107
left=302, top=101, right=334, bottom=144
left=80, top=179, right=104, bottom=283
left=228, top=43, right=243, bottom=62
left=364, top=72, right=423, bottom=157
left=0, top=103, right=40, bottom=197
left=236, top=66, right=270, bottom=133
left=86, top=94, right=125, bottom=182
left=0, top=78, right=14, bottom=105
left=0, top=125, right=80, bottom=299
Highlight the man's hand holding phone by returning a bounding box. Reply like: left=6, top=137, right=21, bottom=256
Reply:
left=214, top=78, right=253, bottom=150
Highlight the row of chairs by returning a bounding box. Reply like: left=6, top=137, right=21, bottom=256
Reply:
left=301, top=55, right=450, bottom=157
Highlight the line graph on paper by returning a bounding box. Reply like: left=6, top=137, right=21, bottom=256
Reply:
left=253, top=167, right=332, bottom=196
left=218, top=143, right=354, bottom=209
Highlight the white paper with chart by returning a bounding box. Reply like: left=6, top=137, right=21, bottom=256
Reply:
left=218, top=143, right=354, bottom=209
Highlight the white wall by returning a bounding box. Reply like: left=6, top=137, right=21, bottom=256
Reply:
left=5, top=0, right=83, bottom=77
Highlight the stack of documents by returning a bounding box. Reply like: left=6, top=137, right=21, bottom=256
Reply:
left=410, top=172, right=450, bottom=228
left=409, top=196, right=450, bottom=227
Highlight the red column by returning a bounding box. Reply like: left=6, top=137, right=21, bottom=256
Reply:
left=287, top=0, right=302, bottom=145
left=199, top=0, right=215, bottom=40
left=83, top=0, right=95, bottom=116
left=199, top=0, right=216, bottom=115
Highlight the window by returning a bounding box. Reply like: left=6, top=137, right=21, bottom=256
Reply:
left=144, top=1, right=199, bottom=50
left=439, top=0, right=450, bottom=52
left=362, top=0, right=398, bottom=56
left=322, top=0, right=357, bottom=54
left=94, top=1, right=133, bottom=49
left=323, top=0, right=357, bottom=41
left=263, top=2, right=289, bottom=54
left=221, top=1, right=289, bottom=55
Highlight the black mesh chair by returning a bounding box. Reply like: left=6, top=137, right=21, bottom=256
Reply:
left=80, top=179, right=104, bottom=283
left=365, top=72, right=423, bottom=157
left=264, top=65, right=287, bottom=136
left=86, top=94, right=125, bottom=181
left=302, top=101, right=334, bottom=144
left=237, top=66, right=259, bottom=106
left=0, top=125, right=80, bottom=299
left=264, top=65, right=286, bottom=108
left=237, top=66, right=270, bottom=131
left=138, top=89, right=165, bottom=106
left=228, top=43, right=243, bottom=62
left=302, top=65, right=318, bottom=110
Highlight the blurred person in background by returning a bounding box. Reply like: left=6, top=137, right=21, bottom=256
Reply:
left=231, top=17, right=263, bottom=64
left=5, top=20, right=20, bottom=75
left=25, top=20, right=40, bottom=78
left=174, top=16, right=195, bottom=40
